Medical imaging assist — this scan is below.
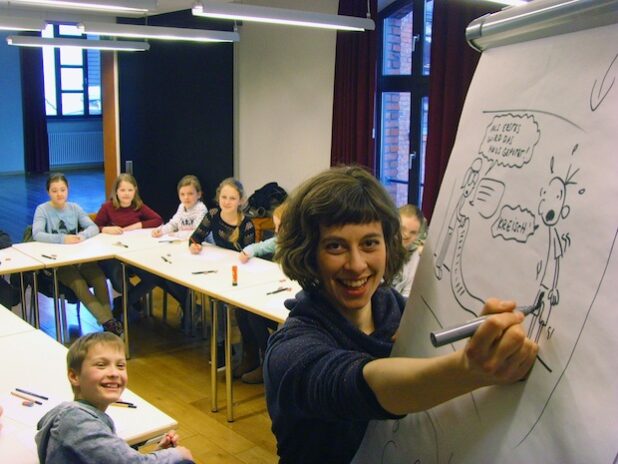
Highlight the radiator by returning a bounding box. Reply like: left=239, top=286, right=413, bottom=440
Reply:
left=48, top=131, right=103, bottom=166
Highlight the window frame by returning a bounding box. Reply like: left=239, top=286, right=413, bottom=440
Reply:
left=376, top=0, right=432, bottom=207
left=43, top=23, right=101, bottom=120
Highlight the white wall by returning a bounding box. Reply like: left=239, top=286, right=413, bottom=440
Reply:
left=236, top=0, right=338, bottom=196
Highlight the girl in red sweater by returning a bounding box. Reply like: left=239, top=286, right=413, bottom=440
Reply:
left=94, top=173, right=163, bottom=316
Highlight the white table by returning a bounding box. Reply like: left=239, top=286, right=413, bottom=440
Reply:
left=0, top=315, right=178, bottom=463
left=13, top=238, right=116, bottom=341
left=0, top=304, right=36, bottom=338
left=12, top=233, right=296, bottom=422
left=0, top=247, right=45, bottom=326
left=117, top=242, right=294, bottom=421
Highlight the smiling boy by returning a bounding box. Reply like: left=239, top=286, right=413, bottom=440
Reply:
left=35, top=332, right=193, bottom=463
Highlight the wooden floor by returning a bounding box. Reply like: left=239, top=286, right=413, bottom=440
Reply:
left=17, top=289, right=279, bottom=463
left=0, top=168, right=105, bottom=243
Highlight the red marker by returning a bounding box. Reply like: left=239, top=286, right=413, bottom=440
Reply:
left=232, top=265, right=238, bottom=286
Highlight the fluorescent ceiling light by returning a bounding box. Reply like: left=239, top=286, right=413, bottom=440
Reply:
left=0, top=17, right=45, bottom=31
left=485, top=0, right=528, bottom=5
left=7, top=0, right=157, bottom=14
left=78, top=21, right=239, bottom=43
left=6, top=35, right=150, bottom=51
left=192, top=1, right=375, bottom=31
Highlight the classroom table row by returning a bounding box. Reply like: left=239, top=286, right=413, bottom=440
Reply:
left=0, top=307, right=178, bottom=464
left=4, top=229, right=300, bottom=421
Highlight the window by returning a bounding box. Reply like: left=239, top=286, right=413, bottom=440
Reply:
left=377, top=0, right=433, bottom=207
left=42, top=24, right=101, bottom=117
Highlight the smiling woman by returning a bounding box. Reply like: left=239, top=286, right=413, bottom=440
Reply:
left=264, top=165, right=538, bottom=464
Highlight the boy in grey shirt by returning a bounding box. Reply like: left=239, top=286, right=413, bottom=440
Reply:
left=35, top=332, right=193, bottom=463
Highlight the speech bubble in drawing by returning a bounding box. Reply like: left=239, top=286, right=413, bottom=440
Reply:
left=473, top=178, right=505, bottom=219
left=479, top=114, right=540, bottom=168
left=491, top=205, right=538, bottom=242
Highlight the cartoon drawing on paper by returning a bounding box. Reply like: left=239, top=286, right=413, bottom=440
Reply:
left=355, top=109, right=594, bottom=463
left=353, top=30, right=618, bottom=464
left=433, top=158, right=485, bottom=316
left=528, top=148, right=579, bottom=343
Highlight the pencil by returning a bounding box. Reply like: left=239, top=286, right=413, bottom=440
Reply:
left=11, top=390, right=42, bottom=405
left=16, top=388, right=48, bottom=400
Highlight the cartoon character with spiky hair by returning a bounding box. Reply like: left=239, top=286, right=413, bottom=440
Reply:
left=528, top=145, right=579, bottom=343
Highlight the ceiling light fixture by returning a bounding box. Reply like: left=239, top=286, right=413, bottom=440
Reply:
left=7, top=0, right=158, bottom=14
left=78, top=21, right=239, bottom=43
left=192, top=1, right=375, bottom=31
left=0, top=16, right=45, bottom=31
left=6, top=35, right=150, bottom=51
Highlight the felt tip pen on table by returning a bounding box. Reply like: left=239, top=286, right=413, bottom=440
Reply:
left=11, top=390, right=43, bottom=405
left=232, top=265, right=238, bottom=286
left=114, top=241, right=129, bottom=248
left=430, top=292, right=545, bottom=348
left=161, top=256, right=171, bottom=264
left=41, top=254, right=56, bottom=260
left=112, top=402, right=137, bottom=408
left=114, top=400, right=136, bottom=406
left=191, top=270, right=217, bottom=275
left=16, top=388, right=48, bottom=400
left=267, top=287, right=291, bottom=295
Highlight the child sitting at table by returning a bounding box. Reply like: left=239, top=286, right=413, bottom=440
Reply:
left=235, top=201, right=287, bottom=383
left=189, top=177, right=256, bottom=367
left=391, top=204, right=427, bottom=298
left=151, top=175, right=207, bottom=239
left=32, top=173, right=122, bottom=336
left=35, top=332, right=193, bottom=463
left=151, top=174, right=208, bottom=325
left=94, top=173, right=164, bottom=316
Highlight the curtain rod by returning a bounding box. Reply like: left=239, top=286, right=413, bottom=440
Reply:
left=466, top=0, right=618, bottom=52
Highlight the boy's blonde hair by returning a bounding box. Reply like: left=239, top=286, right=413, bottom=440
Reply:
left=111, top=173, right=143, bottom=210
left=177, top=175, right=202, bottom=194
left=67, top=332, right=125, bottom=394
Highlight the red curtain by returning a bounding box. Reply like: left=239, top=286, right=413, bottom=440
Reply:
left=422, top=0, right=500, bottom=222
left=330, top=0, right=377, bottom=172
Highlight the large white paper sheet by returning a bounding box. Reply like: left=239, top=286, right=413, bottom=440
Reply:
left=354, top=23, right=618, bottom=464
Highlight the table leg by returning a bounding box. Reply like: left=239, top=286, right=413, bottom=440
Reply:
left=31, top=272, right=40, bottom=329
left=52, top=268, right=61, bottom=342
left=226, top=304, right=234, bottom=422
left=121, top=262, right=130, bottom=359
left=18, top=272, right=27, bottom=320
left=210, top=298, right=218, bottom=412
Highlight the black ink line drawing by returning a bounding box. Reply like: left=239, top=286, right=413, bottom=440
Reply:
left=527, top=145, right=580, bottom=344
left=475, top=178, right=505, bottom=219
left=482, top=109, right=584, bottom=131
left=590, top=52, right=617, bottom=111
left=517, top=226, right=618, bottom=447
left=434, top=158, right=485, bottom=316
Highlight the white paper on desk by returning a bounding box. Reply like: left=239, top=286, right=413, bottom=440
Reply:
left=354, top=24, right=618, bottom=464
left=2, top=393, right=60, bottom=428
left=0, top=419, right=39, bottom=463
